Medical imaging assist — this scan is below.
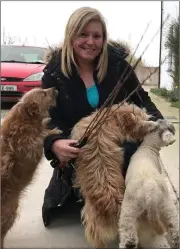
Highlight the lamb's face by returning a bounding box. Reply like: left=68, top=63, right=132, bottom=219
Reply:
left=21, top=87, right=58, bottom=118
left=157, top=119, right=176, bottom=146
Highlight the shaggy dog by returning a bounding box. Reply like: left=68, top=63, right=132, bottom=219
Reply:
left=118, top=119, right=179, bottom=248
left=71, top=103, right=158, bottom=248
left=1, top=87, right=60, bottom=248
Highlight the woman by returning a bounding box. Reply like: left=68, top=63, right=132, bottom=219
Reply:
left=41, top=6, right=164, bottom=226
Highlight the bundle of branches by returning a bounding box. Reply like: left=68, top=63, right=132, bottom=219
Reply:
left=51, top=16, right=169, bottom=169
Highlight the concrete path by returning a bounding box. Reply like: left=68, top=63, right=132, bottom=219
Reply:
left=3, top=88, right=179, bottom=248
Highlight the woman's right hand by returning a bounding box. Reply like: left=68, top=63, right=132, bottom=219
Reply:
left=52, top=139, right=81, bottom=164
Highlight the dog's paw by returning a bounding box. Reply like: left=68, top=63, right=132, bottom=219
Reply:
left=157, top=119, right=176, bottom=135
left=149, top=121, right=159, bottom=133
left=49, top=127, right=62, bottom=135
left=140, top=120, right=158, bottom=133
left=119, top=242, right=126, bottom=248
left=119, top=236, right=138, bottom=248
left=42, top=127, right=62, bottom=138
left=119, top=240, right=138, bottom=248
left=125, top=238, right=138, bottom=248
left=42, top=117, right=51, bottom=127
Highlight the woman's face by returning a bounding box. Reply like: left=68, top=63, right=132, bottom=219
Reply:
left=72, top=21, right=104, bottom=63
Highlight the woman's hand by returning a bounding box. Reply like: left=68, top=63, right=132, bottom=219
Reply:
left=52, top=139, right=81, bottom=164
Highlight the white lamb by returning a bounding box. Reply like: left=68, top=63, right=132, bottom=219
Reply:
left=118, top=119, right=179, bottom=248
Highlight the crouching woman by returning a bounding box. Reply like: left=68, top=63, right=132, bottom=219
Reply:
left=41, top=6, right=164, bottom=227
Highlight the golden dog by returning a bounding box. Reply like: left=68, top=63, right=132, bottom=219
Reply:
left=1, top=87, right=60, bottom=248
left=71, top=103, right=157, bottom=248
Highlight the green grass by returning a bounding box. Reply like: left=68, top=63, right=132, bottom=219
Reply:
left=150, top=87, right=179, bottom=109
left=171, top=101, right=180, bottom=108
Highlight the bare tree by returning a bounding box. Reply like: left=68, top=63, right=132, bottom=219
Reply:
left=2, top=27, right=30, bottom=46
left=22, top=37, right=28, bottom=46
left=2, top=27, right=15, bottom=45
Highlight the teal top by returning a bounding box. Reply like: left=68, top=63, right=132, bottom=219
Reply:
left=86, top=84, right=99, bottom=109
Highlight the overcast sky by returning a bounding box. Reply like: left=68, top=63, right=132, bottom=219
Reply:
left=1, top=1, right=179, bottom=66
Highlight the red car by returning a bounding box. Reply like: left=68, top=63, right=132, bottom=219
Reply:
left=1, top=45, right=46, bottom=102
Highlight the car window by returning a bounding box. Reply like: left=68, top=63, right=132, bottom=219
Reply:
left=1, top=46, right=46, bottom=63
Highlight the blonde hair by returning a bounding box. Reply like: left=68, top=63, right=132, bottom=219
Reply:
left=61, top=7, right=108, bottom=83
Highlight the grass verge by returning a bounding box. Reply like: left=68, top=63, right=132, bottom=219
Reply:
left=150, top=87, right=179, bottom=109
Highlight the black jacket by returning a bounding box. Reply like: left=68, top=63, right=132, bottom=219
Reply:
left=41, top=44, right=163, bottom=161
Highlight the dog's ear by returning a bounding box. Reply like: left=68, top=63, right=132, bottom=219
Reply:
left=120, top=112, right=136, bottom=130
left=26, top=102, right=40, bottom=116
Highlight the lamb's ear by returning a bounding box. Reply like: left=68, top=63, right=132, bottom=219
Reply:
left=26, top=102, right=40, bottom=116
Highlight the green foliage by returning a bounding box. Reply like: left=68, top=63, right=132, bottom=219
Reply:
left=168, top=87, right=179, bottom=102
left=150, top=88, right=168, bottom=97
left=171, top=101, right=180, bottom=108
left=150, top=87, right=179, bottom=109
left=165, top=16, right=179, bottom=87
